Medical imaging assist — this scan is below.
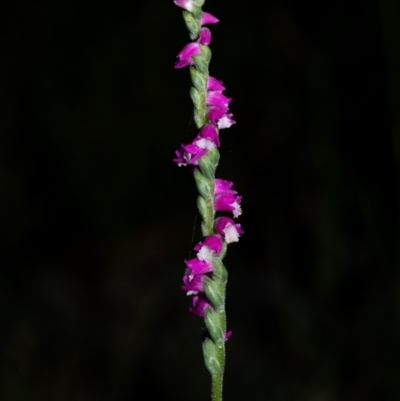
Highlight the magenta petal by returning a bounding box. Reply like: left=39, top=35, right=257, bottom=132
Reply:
left=194, top=234, right=223, bottom=261
left=214, top=193, right=242, bottom=217
left=214, top=193, right=239, bottom=212
left=224, top=331, right=232, bottom=341
left=198, top=28, right=212, bottom=46
left=173, top=140, right=209, bottom=166
left=214, top=179, right=242, bottom=216
left=215, top=179, right=236, bottom=195
left=185, top=257, right=213, bottom=275
left=215, top=217, right=235, bottom=233
left=182, top=142, right=208, bottom=163
left=206, top=91, right=232, bottom=109
left=207, top=105, right=228, bottom=123
left=190, top=296, right=212, bottom=317
left=173, top=149, right=189, bottom=166
left=215, top=217, right=244, bottom=243
left=202, top=235, right=223, bottom=256
left=175, top=42, right=201, bottom=69
left=172, top=126, right=219, bottom=166
left=175, top=59, right=191, bottom=69
left=173, top=149, right=186, bottom=165
left=182, top=143, right=199, bottom=153
left=201, top=12, right=219, bottom=25
left=207, top=76, right=226, bottom=91
left=188, top=148, right=207, bottom=164
left=180, top=42, right=201, bottom=58
left=199, top=124, right=220, bottom=147
left=182, top=274, right=205, bottom=294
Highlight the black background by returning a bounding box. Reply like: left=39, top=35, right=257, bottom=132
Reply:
left=0, top=0, right=397, bottom=400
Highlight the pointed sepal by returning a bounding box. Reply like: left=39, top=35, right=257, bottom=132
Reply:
left=193, top=45, right=211, bottom=74
left=193, top=107, right=206, bottom=128
left=202, top=338, right=221, bottom=375
left=194, top=169, right=213, bottom=199
left=204, top=308, right=224, bottom=344
left=183, top=11, right=201, bottom=40
left=212, top=257, right=228, bottom=284
left=190, top=67, right=207, bottom=93
left=203, top=276, right=224, bottom=310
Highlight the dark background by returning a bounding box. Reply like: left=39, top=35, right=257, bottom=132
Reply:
left=0, top=0, right=397, bottom=400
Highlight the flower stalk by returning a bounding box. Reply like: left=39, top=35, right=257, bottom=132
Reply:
left=173, top=1, right=242, bottom=400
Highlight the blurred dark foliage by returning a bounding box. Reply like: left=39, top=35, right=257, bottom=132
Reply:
left=0, top=0, right=397, bottom=400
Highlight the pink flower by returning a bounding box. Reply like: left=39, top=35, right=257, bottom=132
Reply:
left=173, top=143, right=208, bottom=166
left=207, top=76, right=226, bottom=91
left=173, top=124, right=219, bottom=166
left=185, top=257, right=213, bottom=275
left=206, top=91, right=232, bottom=110
left=215, top=217, right=244, bottom=243
left=207, top=104, right=236, bottom=130
left=182, top=274, right=205, bottom=295
left=214, top=179, right=242, bottom=217
left=207, top=105, right=227, bottom=123
left=214, top=194, right=242, bottom=217
left=215, top=179, right=236, bottom=195
left=205, top=75, right=236, bottom=128
left=199, top=124, right=220, bottom=147
left=198, top=28, right=212, bottom=46
left=175, top=42, right=201, bottom=69
left=194, top=234, right=223, bottom=261
left=190, top=295, right=212, bottom=316
left=201, top=12, right=219, bottom=26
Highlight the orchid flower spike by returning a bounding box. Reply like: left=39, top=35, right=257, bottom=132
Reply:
left=172, top=2, right=242, bottom=399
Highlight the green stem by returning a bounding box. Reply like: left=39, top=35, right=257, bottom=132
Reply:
left=211, top=306, right=226, bottom=401
left=211, top=276, right=227, bottom=401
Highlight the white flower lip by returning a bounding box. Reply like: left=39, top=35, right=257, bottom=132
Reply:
left=223, top=225, right=240, bottom=243
left=197, top=245, right=213, bottom=262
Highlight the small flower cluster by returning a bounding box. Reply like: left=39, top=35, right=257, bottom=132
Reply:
left=182, top=218, right=243, bottom=317
left=173, top=0, right=243, bottom=327
left=173, top=8, right=235, bottom=167
left=173, top=75, right=235, bottom=165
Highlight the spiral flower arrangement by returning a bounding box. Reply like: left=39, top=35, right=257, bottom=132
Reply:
left=173, top=1, right=243, bottom=400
